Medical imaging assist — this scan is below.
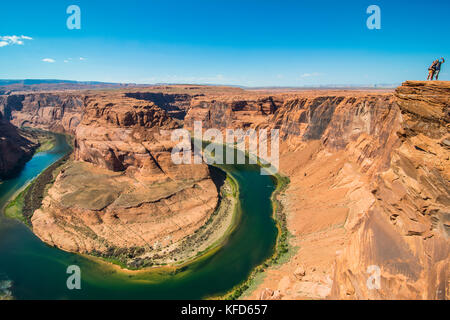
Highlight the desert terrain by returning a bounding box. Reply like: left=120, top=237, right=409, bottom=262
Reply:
left=0, top=81, right=448, bottom=299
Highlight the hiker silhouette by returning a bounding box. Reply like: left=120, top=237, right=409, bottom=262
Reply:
left=427, top=58, right=445, bottom=80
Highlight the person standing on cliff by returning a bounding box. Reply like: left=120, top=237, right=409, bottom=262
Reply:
left=427, top=59, right=438, bottom=80
left=433, top=58, right=445, bottom=80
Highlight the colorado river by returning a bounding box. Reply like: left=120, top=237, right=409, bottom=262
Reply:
left=0, top=133, right=278, bottom=299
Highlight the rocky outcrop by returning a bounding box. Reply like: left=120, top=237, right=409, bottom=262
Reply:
left=0, top=92, right=85, bottom=179
left=31, top=93, right=219, bottom=267
left=258, top=83, right=447, bottom=300
left=74, top=94, right=179, bottom=174
left=0, top=96, right=39, bottom=179
left=2, top=82, right=448, bottom=297
left=185, top=96, right=282, bottom=130
left=7, top=93, right=84, bottom=134
left=331, top=81, right=449, bottom=299
left=184, top=83, right=449, bottom=300
left=0, top=121, right=38, bottom=180
left=124, top=92, right=195, bottom=120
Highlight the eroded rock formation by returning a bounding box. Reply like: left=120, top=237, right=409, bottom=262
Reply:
left=0, top=96, right=40, bottom=179
left=183, top=82, right=449, bottom=300
left=0, top=121, right=34, bottom=179
left=7, top=93, right=84, bottom=134
left=0, top=92, right=87, bottom=179
left=31, top=93, right=219, bottom=267
left=2, top=81, right=448, bottom=298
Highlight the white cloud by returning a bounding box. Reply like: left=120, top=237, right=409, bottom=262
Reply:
left=0, top=35, right=33, bottom=47
left=300, top=72, right=322, bottom=78
left=42, top=58, right=55, bottom=63
left=64, top=57, right=84, bottom=63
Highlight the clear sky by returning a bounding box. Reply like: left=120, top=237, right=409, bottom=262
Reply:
left=0, top=0, right=449, bottom=86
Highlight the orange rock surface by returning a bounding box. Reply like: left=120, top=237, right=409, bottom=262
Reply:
left=183, top=81, right=449, bottom=300
left=2, top=81, right=448, bottom=297
left=31, top=93, right=219, bottom=267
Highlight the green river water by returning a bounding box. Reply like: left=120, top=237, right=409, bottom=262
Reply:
left=0, top=133, right=278, bottom=299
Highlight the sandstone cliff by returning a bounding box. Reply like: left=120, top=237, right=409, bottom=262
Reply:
left=31, top=93, right=219, bottom=267
left=183, top=82, right=449, bottom=300
left=184, top=95, right=282, bottom=130
left=0, top=96, right=39, bottom=179
left=0, top=92, right=86, bottom=179
left=2, top=82, right=448, bottom=297
left=7, top=93, right=84, bottom=134
left=330, top=81, right=449, bottom=299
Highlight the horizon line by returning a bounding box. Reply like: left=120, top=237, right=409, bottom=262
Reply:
left=0, top=78, right=402, bottom=89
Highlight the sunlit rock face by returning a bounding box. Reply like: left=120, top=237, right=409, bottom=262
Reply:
left=0, top=96, right=39, bottom=179
left=185, top=83, right=449, bottom=300
left=7, top=93, right=84, bottom=134
left=329, top=81, right=449, bottom=299
left=3, top=82, right=449, bottom=297
left=32, top=93, right=219, bottom=265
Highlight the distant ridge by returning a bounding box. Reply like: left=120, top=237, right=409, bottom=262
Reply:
left=0, top=79, right=122, bottom=85
left=0, top=79, right=401, bottom=95
left=0, top=79, right=143, bottom=94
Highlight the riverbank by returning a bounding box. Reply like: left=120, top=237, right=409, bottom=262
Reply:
left=218, top=173, right=292, bottom=300
left=1, top=135, right=280, bottom=299
left=0, top=277, right=13, bottom=300
left=4, top=153, right=71, bottom=225
left=0, top=127, right=57, bottom=182
left=85, top=167, right=241, bottom=270
left=188, top=139, right=293, bottom=300
left=3, top=131, right=73, bottom=223
left=4, top=148, right=242, bottom=273
left=79, top=170, right=241, bottom=276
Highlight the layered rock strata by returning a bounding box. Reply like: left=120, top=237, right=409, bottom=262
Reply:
left=31, top=94, right=220, bottom=267
left=183, top=82, right=449, bottom=300
left=3, top=82, right=448, bottom=297
left=7, top=93, right=84, bottom=134
left=0, top=96, right=39, bottom=179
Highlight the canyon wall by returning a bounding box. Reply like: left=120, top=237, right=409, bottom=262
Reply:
left=0, top=92, right=85, bottom=179
left=7, top=93, right=84, bottom=134
left=185, top=96, right=282, bottom=130
left=330, top=81, right=449, bottom=299
left=1, top=82, right=448, bottom=297
left=184, top=82, right=449, bottom=300
left=0, top=96, right=38, bottom=179
left=31, top=93, right=219, bottom=267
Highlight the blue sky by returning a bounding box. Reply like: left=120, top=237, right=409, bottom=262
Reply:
left=0, top=0, right=449, bottom=86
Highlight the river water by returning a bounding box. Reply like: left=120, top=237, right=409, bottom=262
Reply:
left=0, top=134, right=277, bottom=299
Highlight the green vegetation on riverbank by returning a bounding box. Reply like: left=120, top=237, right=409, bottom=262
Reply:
left=4, top=185, right=29, bottom=224
left=35, top=137, right=56, bottom=153
left=3, top=134, right=283, bottom=299
left=221, top=173, right=292, bottom=300
left=88, top=166, right=241, bottom=271
left=193, top=138, right=294, bottom=300
left=21, top=127, right=57, bottom=154
left=4, top=153, right=71, bottom=225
